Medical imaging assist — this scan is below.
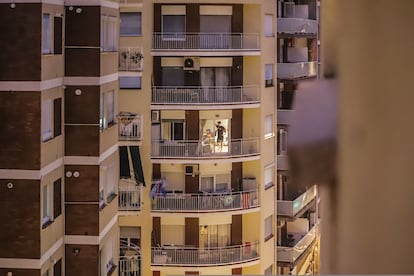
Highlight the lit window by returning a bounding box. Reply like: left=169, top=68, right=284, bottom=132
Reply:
left=42, top=14, right=52, bottom=54
left=264, top=114, right=274, bottom=138
left=119, top=76, right=142, bottom=89
left=101, top=15, right=117, bottom=51
left=265, top=64, right=274, bottom=87
left=264, top=215, right=273, bottom=241
left=100, top=91, right=115, bottom=129
left=120, top=12, right=142, bottom=36
left=265, top=14, right=274, bottom=37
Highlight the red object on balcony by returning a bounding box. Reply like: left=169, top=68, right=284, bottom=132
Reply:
left=244, top=242, right=251, bottom=255
left=242, top=193, right=250, bottom=208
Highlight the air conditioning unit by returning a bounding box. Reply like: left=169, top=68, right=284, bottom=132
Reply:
left=185, top=164, right=199, bottom=175
left=183, top=57, right=200, bottom=71
left=151, top=110, right=160, bottom=123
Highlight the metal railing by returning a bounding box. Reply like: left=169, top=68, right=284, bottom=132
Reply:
left=118, top=114, right=142, bottom=141
left=277, top=185, right=317, bottom=217
left=151, top=137, right=260, bottom=159
left=152, top=85, right=259, bottom=105
left=277, top=223, right=320, bottom=263
left=153, top=33, right=260, bottom=50
left=152, top=241, right=259, bottom=266
left=119, top=184, right=142, bottom=211
left=119, top=47, right=143, bottom=71
left=277, top=61, right=317, bottom=79
left=119, top=256, right=141, bottom=276
left=277, top=18, right=318, bottom=35
left=152, top=189, right=259, bottom=212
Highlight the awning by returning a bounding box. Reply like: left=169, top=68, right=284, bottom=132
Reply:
left=119, top=146, right=145, bottom=186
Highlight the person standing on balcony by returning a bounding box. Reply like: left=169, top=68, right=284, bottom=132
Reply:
left=215, top=121, right=226, bottom=152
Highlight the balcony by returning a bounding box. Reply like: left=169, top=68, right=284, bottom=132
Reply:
left=119, top=180, right=142, bottom=212
left=118, top=113, right=142, bottom=141
left=277, top=154, right=289, bottom=170
left=152, top=189, right=259, bottom=213
left=119, top=47, right=143, bottom=71
left=152, top=242, right=259, bottom=266
left=277, top=18, right=318, bottom=36
left=277, top=222, right=320, bottom=263
left=278, top=61, right=317, bottom=80
left=277, top=185, right=317, bottom=218
left=152, top=33, right=260, bottom=51
left=151, top=137, right=260, bottom=159
left=119, top=240, right=141, bottom=276
left=152, top=85, right=259, bottom=106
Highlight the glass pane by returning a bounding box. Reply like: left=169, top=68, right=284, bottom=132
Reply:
left=162, top=15, right=185, bottom=33
left=119, top=76, right=142, bottom=89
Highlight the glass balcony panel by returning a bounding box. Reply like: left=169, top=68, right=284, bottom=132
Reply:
left=277, top=61, right=317, bottom=79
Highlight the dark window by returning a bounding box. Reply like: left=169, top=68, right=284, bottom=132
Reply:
left=54, top=16, right=63, bottom=54
left=53, top=98, right=62, bottom=137
left=120, top=12, right=142, bottom=36
left=53, top=259, right=62, bottom=276
left=119, top=76, right=142, bottom=89
left=53, top=178, right=62, bottom=219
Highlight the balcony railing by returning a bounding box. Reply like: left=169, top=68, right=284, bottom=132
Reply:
left=118, top=113, right=142, bottom=141
left=277, top=61, right=317, bottom=79
left=152, top=189, right=259, bottom=212
left=277, top=109, right=293, bottom=125
left=119, top=256, right=141, bottom=276
left=119, top=47, right=143, bottom=71
left=151, top=137, right=260, bottom=159
left=152, top=33, right=260, bottom=51
left=277, top=185, right=317, bottom=217
left=277, top=223, right=320, bottom=263
left=119, top=184, right=142, bottom=211
left=277, top=18, right=318, bottom=35
left=152, top=242, right=259, bottom=266
left=152, top=85, right=259, bottom=105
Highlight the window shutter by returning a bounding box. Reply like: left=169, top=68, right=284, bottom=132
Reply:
left=53, top=98, right=62, bottom=137
left=53, top=178, right=62, bottom=219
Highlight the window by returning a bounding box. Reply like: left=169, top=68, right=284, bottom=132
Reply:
left=100, top=237, right=115, bottom=275
left=42, top=268, right=50, bottom=276
left=53, top=16, right=63, bottom=54
left=277, top=127, right=288, bottom=155
left=101, top=15, right=117, bottom=51
left=265, top=64, right=274, bottom=87
left=119, top=76, right=142, bottom=89
left=100, top=164, right=117, bottom=209
left=162, top=67, right=185, bottom=86
left=162, top=120, right=184, bottom=141
left=264, top=166, right=274, bottom=189
left=42, top=99, right=53, bottom=142
left=264, top=114, right=274, bottom=138
left=42, top=98, right=62, bottom=142
left=106, top=164, right=116, bottom=200
left=264, top=215, right=273, bottom=241
left=200, top=224, right=231, bottom=248
left=53, top=178, right=62, bottom=219
left=42, top=183, right=53, bottom=227
left=200, top=174, right=231, bottom=193
left=120, top=12, right=142, bottom=36
left=100, top=91, right=115, bottom=129
left=265, top=14, right=274, bottom=37
left=42, top=14, right=52, bottom=54
left=162, top=15, right=185, bottom=39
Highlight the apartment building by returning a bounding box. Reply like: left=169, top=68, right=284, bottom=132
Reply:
left=276, top=0, right=321, bottom=274
left=0, top=0, right=120, bottom=275
left=116, top=0, right=278, bottom=275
